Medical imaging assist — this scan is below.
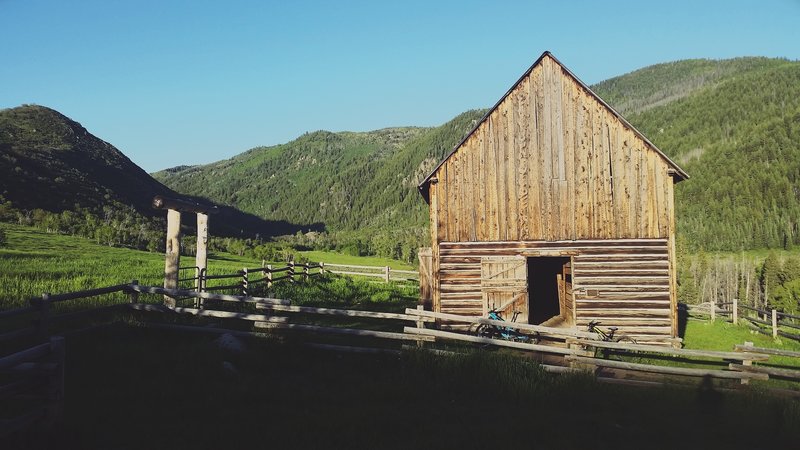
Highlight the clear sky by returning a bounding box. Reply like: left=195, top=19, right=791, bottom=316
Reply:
left=2, top=0, right=798, bottom=172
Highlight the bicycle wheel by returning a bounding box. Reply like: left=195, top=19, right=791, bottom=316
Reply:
left=475, top=324, right=494, bottom=339
left=614, top=334, right=637, bottom=345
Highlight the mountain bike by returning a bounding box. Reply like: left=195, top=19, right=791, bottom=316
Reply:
left=585, top=320, right=636, bottom=358
left=474, top=308, right=539, bottom=344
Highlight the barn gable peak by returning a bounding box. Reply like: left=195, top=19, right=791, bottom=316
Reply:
left=418, top=51, right=688, bottom=202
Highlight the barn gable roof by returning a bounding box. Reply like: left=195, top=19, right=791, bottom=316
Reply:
left=418, top=51, right=688, bottom=202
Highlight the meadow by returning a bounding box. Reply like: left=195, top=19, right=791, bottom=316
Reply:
left=0, top=224, right=414, bottom=310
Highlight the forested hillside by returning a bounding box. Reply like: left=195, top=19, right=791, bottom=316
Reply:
left=608, top=60, right=800, bottom=251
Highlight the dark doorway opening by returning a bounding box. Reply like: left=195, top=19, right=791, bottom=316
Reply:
left=527, top=257, right=571, bottom=325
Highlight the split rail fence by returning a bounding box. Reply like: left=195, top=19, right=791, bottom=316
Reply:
left=4, top=281, right=800, bottom=436
left=175, top=261, right=418, bottom=297
left=682, top=300, right=800, bottom=342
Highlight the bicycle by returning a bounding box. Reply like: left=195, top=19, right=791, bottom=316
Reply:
left=586, top=320, right=636, bottom=344
left=585, top=320, right=636, bottom=359
left=474, top=308, right=539, bottom=344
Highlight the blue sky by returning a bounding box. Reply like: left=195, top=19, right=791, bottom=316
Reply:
left=2, top=0, right=798, bottom=172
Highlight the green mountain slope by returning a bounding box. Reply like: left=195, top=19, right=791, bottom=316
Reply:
left=153, top=111, right=485, bottom=233
left=591, top=57, right=790, bottom=116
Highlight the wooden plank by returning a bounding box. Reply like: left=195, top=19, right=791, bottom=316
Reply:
left=729, top=363, right=800, bottom=380
left=574, top=339, right=769, bottom=361
left=129, top=284, right=291, bottom=305
left=261, top=323, right=434, bottom=342
left=0, top=342, right=51, bottom=369
left=253, top=303, right=434, bottom=322
left=404, top=308, right=599, bottom=339
left=404, top=326, right=581, bottom=356
left=734, top=344, right=800, bottom=358
left=565, top=356, right=768, bottom=380
left=528, top=69, right=542, bottom=240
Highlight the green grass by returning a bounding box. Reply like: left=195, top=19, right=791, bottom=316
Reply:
left=0, top=224, right=416, bottom=310
left=298, top=249, right=415, bottom=270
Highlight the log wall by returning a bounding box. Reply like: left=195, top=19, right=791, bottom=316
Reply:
left=438, top=239, right=675, bottom=341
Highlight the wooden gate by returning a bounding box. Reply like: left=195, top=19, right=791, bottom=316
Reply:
left=480, top=256, right=528, bottom=322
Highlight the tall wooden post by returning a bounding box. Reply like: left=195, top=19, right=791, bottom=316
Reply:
left=710, top=301, right=715, bottom=322
left=384, top=266, right=391, bottom=283
left=266, top=264, right=273, bottom=289
left=288, top=261, right=295, bottom=283
left=164, top=209, right=181, bottom=308
left=196, top=213, right=209, bottom=292
left=772, top=309, right=778, bottom=338
left=732, top=298, right=738, bottom=325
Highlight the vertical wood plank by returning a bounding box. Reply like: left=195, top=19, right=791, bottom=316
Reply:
left=506, top=94, right=519, bottom=241
left=529, top=69, right=542, bottom=240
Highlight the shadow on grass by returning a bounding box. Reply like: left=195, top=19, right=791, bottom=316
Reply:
left=6, top=323, right=800, bottom=450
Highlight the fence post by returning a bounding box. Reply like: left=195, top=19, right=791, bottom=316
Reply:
left=741, top=341, right=753, bottom=385
left=304, top=263, right=310, bottom=282
left=38, top=293, right=51, bottom=341
left=772, top=309, right=778, bottom=338
left=416, top=305, right=425, bottom=348
left=710, top=301, right=715, bottom=323
left=732, top=298, right=738, bottom=325
left=289, top=261, right=295, bottom=283
left=129, top=280, right=139, bottom=304
left=267, top=264, right=273, bottom=289
left=319, top=262, right=325, bottom=275
left=242, top=268, right=249, bottom=296
left=385, top=266, right=391, bottom=283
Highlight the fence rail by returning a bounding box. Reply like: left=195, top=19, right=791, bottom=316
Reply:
left=0, top=336, right=65, bottom=438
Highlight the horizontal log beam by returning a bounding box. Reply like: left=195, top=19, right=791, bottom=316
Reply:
left=572, top=339, right=769, bottom=361
left=129, top=284, right=290, bottom=305
left=255, top=303, right=434, bottom=322
left=151, top=195, right=218, bottom=214
left=565, top=356, right=769, bottom=380
left=729, top=363, right=800, bottom=380
left=403, top=327, right=580, bottom=355
left=404, top=308, right=599, bottom=339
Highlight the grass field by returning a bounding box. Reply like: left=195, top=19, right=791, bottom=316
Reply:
left=0, top=224, right=415, bottom=309
left=298, top=249, right=415, bottom=270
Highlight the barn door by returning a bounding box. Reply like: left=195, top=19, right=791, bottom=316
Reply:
left=480, top=256, right=528, bottom=322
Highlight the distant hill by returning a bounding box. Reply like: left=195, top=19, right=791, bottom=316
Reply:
left=0, top=105, right=310, bottom=241
left=0, top=105, right=173, bottom=214
left=154, top=111, right=485, bottom=234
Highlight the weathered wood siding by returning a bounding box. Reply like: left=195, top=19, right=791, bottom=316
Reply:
left=438, top=239, right=673, bottom=341
left=429, top=54, right=674, bottom=244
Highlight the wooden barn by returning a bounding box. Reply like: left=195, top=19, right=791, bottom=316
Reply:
left=418, top=51, right=688, bottom=343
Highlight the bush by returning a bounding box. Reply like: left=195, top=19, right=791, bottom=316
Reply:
left=0, top=226, right=6, bottom=246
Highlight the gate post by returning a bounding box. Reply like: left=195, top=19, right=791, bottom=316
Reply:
left=163, top=209, right=181, bottom=308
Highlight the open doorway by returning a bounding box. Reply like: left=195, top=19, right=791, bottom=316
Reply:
left=527, top=257, right=572, bottom=325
